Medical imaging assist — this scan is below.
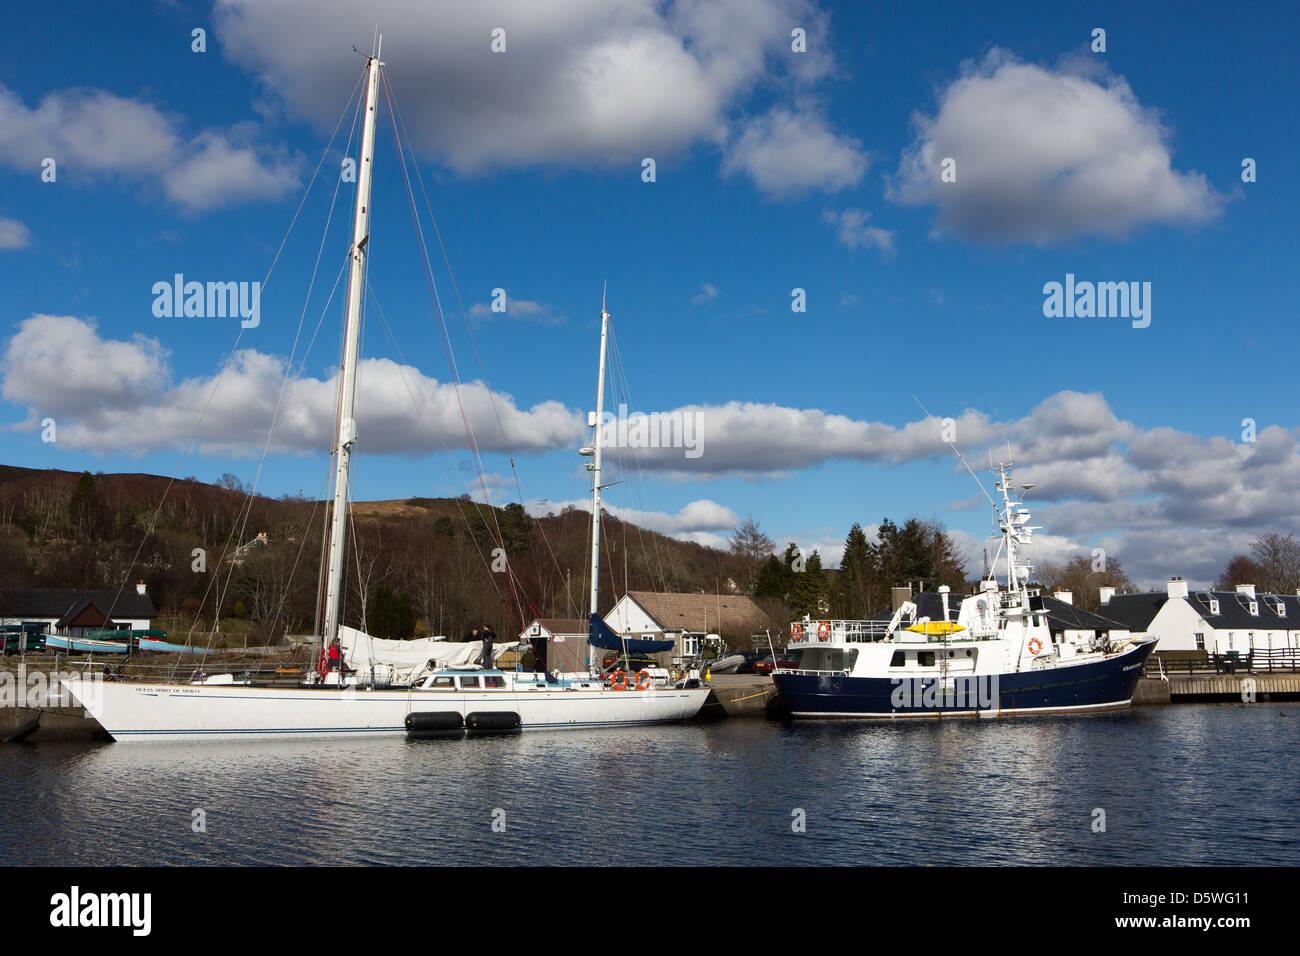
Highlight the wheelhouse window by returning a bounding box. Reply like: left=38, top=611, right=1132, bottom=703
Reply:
left=889, top=651, right=905, bottom=667
left=484, top=675, right=506, bottom=688
left=458, top=676, right=481, bottom=689
left=917, top=651, right=936, bottom=667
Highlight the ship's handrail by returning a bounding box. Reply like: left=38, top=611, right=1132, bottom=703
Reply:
left=790, top=620, right=893, bottom=643
left=774, top=667, right=850, bottom=676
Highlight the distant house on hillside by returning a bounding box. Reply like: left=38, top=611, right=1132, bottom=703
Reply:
left=1101, top=579, right=1300, bottom=656
left=605, top=590, right=770, bottom=660
left=0, top=583, right=156, bottom=638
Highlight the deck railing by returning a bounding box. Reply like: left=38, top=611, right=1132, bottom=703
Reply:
left=1142, top=649, right=1300, bottom=678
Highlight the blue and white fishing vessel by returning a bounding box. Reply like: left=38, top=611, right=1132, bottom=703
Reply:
left=773, top=462, right=1157, bottom=718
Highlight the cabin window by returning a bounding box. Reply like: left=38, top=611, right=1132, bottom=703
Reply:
left=484, top=675, right=506, bottom=688
left=889, top=651, right=905, bottom=667
left=431, top=676, right=454, bottom=689
left=459, top=676, right=482, bottom=689
left=917, top=651, right=936, bottom=667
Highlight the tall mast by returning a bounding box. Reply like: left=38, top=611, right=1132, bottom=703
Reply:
left=587, top=292, right=610, bottom=620
left=322, top=42, right=382, bottom=646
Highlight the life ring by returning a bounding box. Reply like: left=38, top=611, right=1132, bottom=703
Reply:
left=1028, top=637, right=1042, bottom=655
left=792, top=623, right=804, bottom=641
left=635, top=669, right=652, bottom=690
left=610, top=670, right=628, bottom=690
left=817, top=621, right=831, bottom=641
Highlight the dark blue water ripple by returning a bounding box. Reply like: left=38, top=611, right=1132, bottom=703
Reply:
left=1, top=704, right=1296, bottom=865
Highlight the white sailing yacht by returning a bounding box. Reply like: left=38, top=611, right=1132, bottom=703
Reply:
left=61, top=45, right=708, bottom=742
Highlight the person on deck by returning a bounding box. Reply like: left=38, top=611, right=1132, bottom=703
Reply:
left=478, top=625, right=496, bottom=668
left=327, top=637, right=342, bottom=673
left=464, top=627, right=480, bottom=643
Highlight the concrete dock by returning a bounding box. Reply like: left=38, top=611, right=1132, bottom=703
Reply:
left=697, top=674, right=782, bottom=720
left=1135, top=673, right=1300, bottom=705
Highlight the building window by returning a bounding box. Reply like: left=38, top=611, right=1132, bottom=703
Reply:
left=1194, top=633, right=1205, bottom=651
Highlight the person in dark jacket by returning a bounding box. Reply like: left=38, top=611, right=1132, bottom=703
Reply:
left=478, top=625, right=495, bottom=668
left=463, top=627, right=480, bottom=643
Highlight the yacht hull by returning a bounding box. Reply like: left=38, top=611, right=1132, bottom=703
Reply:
left=774, top=640, right=1156, bottom=718
left=60, top=679, right=709, bottom=742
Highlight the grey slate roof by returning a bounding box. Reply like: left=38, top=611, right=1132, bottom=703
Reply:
left=0, top=588, right=155, bottom=620
left=1099, top=593, right=1166, bottom=631
left=1103, top=589, right=1300, bottom=631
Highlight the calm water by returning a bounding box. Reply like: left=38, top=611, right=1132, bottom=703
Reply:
left=2, top=704, right=1297, bottom=866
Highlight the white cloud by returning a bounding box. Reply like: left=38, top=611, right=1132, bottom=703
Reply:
left=468, top=298, right=562, bottom=324
left=0, top=314, right=581, bottom=455
left=690, top=282, right=719, bottom=304
left=722, top=105, right=868, bottom=197
left=0, top=85, right=299, bottom=211
left=0, top=217, right=31, bottom=250
left=821, top=208, right=894, bottom=256
left=527, top=495, right=739, bottom=538
left=889, top=50, right=1225, bottom=243
left=213, top=0, right=859, bottom=196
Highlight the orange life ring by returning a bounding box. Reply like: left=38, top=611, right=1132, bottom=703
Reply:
left=635, top=669, right=652, bottom=690
left=792, top=623, right=804, bottom=640
left=610, top=670, right=628, bottom=690
left=1028, top=637, right=1042, bottom=655
left=817, top=621, right=831, bottom=641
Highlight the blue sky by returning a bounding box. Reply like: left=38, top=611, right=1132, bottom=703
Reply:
left=1, top=0, right=1297, bottom=588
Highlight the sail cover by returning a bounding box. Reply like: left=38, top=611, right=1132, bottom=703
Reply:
left=587, top=613, right=675, bottom=654
left=338, top=626, right=523, bottom=683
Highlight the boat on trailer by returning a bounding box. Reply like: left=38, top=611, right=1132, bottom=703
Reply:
left=62, top=41, right=708, bottom=742
left=773, top=462, right=1158, bottom=719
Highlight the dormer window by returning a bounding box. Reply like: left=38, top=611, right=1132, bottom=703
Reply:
left=1278, top=603, right=1287, bottom=617
left=1249, top=601, right=1258, bottom=616
left=1209, top=599, right=1220, bottom=615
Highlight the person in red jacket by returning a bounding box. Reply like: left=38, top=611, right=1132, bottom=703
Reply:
left=327, top=637, right=342, bottom=673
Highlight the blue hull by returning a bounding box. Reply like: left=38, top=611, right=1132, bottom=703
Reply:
left=774, top=640, right=1156, bottom=717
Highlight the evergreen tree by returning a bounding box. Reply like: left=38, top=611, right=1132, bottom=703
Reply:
left=368, top=586, right=416, bottom=639
left=834, top=523, right=875, bottom=618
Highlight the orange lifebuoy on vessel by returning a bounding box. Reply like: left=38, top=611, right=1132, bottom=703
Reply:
left=817, top=621, right=831, bottom=641
left=635, top=669, right=652, bottom=690
left=792, top=623, right=804, bottom=640
left=1028, top=637, right=1042, bottom=655
left=611, top=670, right=628, bottom=690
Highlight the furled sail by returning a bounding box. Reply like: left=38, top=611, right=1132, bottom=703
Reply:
left=338, top=626, right=523, bottom=684
left=586, top=613, right=674, bottom=654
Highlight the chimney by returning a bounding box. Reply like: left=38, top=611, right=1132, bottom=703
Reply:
left=1235, top=584, right=1256, bottom=599
left=136, top=580, right=147, bottom=596
left=1054, top=589, right=1073, bottom=605
left=1099, top=586, right=1115, bottom=605
left=1166, top=577, right=1189, bottom=600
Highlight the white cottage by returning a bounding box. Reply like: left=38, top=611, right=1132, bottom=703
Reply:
left=1102, top=580, right=1300, bottom=659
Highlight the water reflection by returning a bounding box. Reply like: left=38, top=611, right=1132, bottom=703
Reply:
left=1, top=705, right=1296, bottom=865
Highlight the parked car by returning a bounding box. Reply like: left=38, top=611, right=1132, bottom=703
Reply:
left=735, top=651, right=764, bottom=675
left=754, top=650, right=802, bottom=676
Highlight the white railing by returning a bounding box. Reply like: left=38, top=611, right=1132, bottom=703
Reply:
left=790, top=620, right=893, bottom=644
